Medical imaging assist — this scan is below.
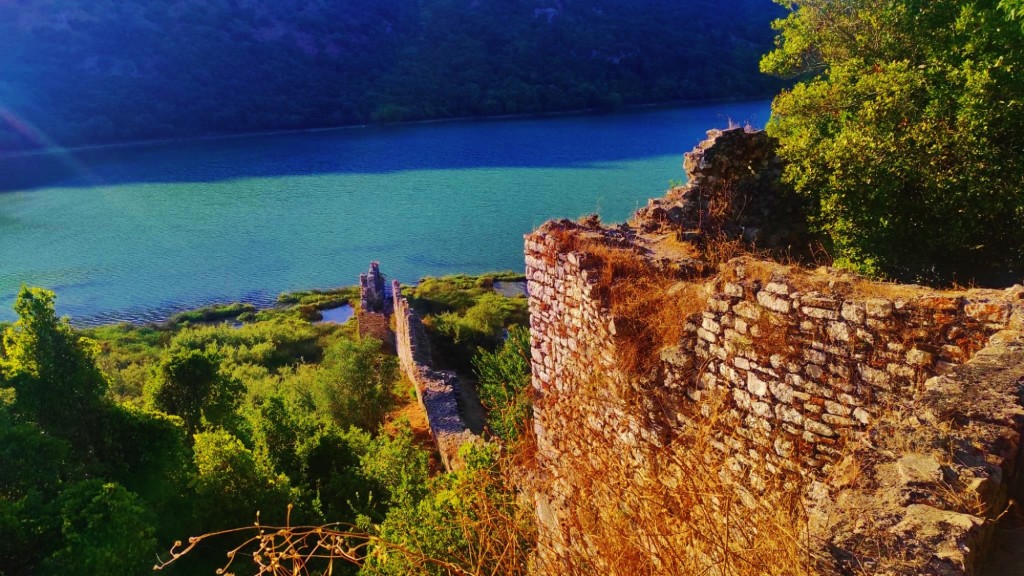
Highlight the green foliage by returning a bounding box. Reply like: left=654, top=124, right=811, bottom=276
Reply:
left=85, top=323, right=167, bottom=403
left=433, top=294, right=528, bottom=347
left=40, top=480, right=157, bottom=576
left=190, top=429, right=296, bottom=530
left=472, top=326, right=532, bottom=441
left=170, top=318, right=320, bottom=371
left=168, top=302, right=256, bottom=325
left=355, top=422, right=431, bottom=508
left=0, top=402, right=69, bottom=574
left=0, top=1, right=784, bottom=152
left=313, top=337, right=398, bottom=432
left=412, top=276, right=529, bottom=371
left=363, top=442, right=532, bottom=576
left=94, top=404, right=189, bottom=506
left=1001, top=0, right=1024, bottom=27
left=763, top=0, right=1024, bottom=284
left=277, top=285, right=360, bottom=309
left=0, top=287, right=107, bottom=442
left=1, top=278, right=531, bottom=575
left=144, top=347, right=243, bottom=435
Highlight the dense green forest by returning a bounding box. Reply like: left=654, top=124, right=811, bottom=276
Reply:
left=762, top=0, right=1024, bottom=284
left=0, top=0, right=783, bottom=152
left=0, top=275, right=533, bottom=575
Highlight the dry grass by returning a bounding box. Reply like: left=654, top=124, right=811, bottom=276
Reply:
left=575, top=235, right=706, bottom=377
left=534, top=384, right=823, bottom=576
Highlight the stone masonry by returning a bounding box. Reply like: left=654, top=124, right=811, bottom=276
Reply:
left=358, top=261, right=392, bottom=342
left=524, top=130, right=1024, bottom=575
left=391, top=280, right=479, bottom=471
left=354, top=262, right=478, bottom=471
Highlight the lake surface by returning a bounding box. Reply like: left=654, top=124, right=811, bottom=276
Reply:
left=0, top=101, right=771, bottom=325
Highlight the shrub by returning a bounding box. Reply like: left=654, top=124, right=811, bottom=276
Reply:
left=472, top=325, right=532, bottom=441
left=762, top=0, right=1024, bottom=285
left=312, top=337, right=398, bottom=432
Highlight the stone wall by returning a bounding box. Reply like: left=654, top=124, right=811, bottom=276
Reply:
left=358, top=261, right=393, bottom=342
left=525, top=219, right=1024, bottom=574
left=391, top=280, right=479, bottom=471
left=635, top=127, right=807, bottom=249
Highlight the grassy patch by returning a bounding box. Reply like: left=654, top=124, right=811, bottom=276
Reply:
left=277, top=286, right=360, bottom=309
left=409, top=273, right=529, bottom=372
left=168, top=302, right=256, bottom=325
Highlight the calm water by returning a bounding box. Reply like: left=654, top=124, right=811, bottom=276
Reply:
left=0, top=101, right=770, bottom=324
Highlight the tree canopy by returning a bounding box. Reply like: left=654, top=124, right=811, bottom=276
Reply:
left=0, top=287, right=107, bottom=443
left=763, top=0, right=1024, bottom=284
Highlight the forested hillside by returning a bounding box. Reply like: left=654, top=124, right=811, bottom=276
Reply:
left=0, top=0, right=783, bottom=152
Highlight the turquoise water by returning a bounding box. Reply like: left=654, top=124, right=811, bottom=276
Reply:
left=0, top=101, right=771, bottom=324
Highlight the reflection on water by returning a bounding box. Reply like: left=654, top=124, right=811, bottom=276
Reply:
left=493, top=280, right=528, bottom=298
left=316, top=304, right=354, bottom=325
left=0, top=101, right=771, bottom=325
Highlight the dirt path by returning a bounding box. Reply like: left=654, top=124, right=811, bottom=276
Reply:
left=385, top=384, right=444, bottom=474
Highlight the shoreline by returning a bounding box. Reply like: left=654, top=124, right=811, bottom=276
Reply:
left=3, top=274, right=530, bottom=330
left=0, top=95, right=774, bottom=161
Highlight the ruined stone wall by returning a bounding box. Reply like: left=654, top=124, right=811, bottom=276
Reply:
left=525, top=220, right=1024, bottom=575
left=636, top=127, right=807, bottom=249
left=358, top=261, right=393, bottom=342
left=664, top=260, right=1017, bottom=473
left=392, top=280, right=478, bottom=471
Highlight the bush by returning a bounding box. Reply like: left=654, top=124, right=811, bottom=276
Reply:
left=41, top=480, right=157, bottom=576
left=472, top=325, right=532, bottom=441
left=312, top=337, right=398, bottom=432
left=762, top=0, right=1024, bottom=285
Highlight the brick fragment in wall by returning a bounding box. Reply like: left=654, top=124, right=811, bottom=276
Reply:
left=824, top=400, right=852, bottom=417
left=804, top=348, right=827, bottom=365
left=803, top=306, right=841, bottom=321
left=865, top=298, right=894, bottom=318
left=734, top=300, right=762, bottom=320
left=858, top=364, right=891, bottom=387
left=842, top=301, right=867, bottom=324
left=804, top=417, right=836, bottom=438
left=757, top=290, right=792, bottom=313
left=801, top=295, right=841, bottom=310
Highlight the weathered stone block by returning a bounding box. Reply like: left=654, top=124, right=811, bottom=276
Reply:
left=747, top=372, right=768, bottom=397
left=757, top=290, right=792, bottom=313
left=734, top=301, right=763, bottom=320
left=802, top=306, right=841, bottom=321
left=965, top=301, right=1012, bottom=325
left=804, top=419, right=837, bottom=438
left=865, top=298, right=894, bottom=318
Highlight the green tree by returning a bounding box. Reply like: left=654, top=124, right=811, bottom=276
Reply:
left=472, top=325, right=532, bottom=441
left=0, top=391, right=68, bottom=575
left=0, top=287, right=107, bottom=443
left=363, top=442, right=532, bottom=576
left=190, top=429, right=295, bottom=531
left=145, top=348, right=243, bottom=435
left=762, top=0, right=1024, bottom=284
left=355, top=422, right=431, bottom=509
left=313, top=338, right=397, bottom=431
left=1002, top=0, right=1024, bottom=25
left=40, top=480, right=157, bottom=576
